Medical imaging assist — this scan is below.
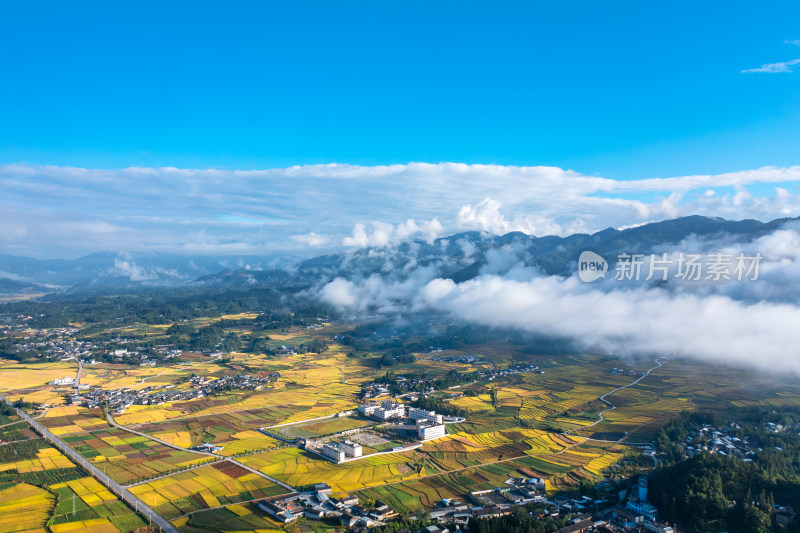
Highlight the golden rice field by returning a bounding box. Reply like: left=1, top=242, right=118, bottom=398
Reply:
left=130, top=461, right=289, bottom=520
left=5, top=324, right=798, bottom=530
left=0, top=483, right=55, bottom=532
left=215, top=430, right=282, bottom=456
left=9, top=388, right=66, bottom=407
left=47, top=476, right=146, bottom=533
left=80, top=361, right=223, bottom=391
left=49, top=518, right=121, bottom=532
left=116, top=384, right=357, bottom=427
left=0, top=447, right=74, bottom=473
left=174, top=502, right=284, bottom=532
left=58, top=477, right=116, bottom=507
left=39, top=406, right=111, bottom=436
left=0, top=362, right=78, bottom=392
left=132, top=411, right=286, bottom=455
left=239, top=447, right=424, bottom=493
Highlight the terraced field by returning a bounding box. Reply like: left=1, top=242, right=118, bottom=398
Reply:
left=39, top=405, right=112, bottom=436
left=63, top=428, right=213, bottom=484
left=7, top=326, right=800, bottom=532
left=130, top=461, right=290, bottom=520
left=0, top=423, right=146, bottom=532
left=176, top=503, right=284, bottom=532
left=48, top=476, right=146, bottom=532
left=239, top=447, right=426, bottom=493
left=133, top=411, right=292, bottom=455
left=0, top=482, right=55, bottom=532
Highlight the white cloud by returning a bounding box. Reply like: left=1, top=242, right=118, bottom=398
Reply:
left=2, top=162, right=800, bottom=258
left=112, top=256, right=156, bottom=281
left=318, top=222, right=800, bottom=376
left=290, top=232, right=330, bottom=246
left=342, top=219, right=444, bottom=248
left=419, top=274, right=800, bottom=375
left=742, top=58, right=800, bottom=73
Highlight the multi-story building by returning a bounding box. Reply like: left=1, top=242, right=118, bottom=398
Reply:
left=358, top=404, right=379, bottom=416
left=408, top=407, right=443, bottom=424
left=626, top=500, right=658, bottom=520
left=338, top=439, right=363, bottom=458
left=418, top=423, right=446, bottom=441
left=321, top=442, right=345, bottom=462
left=374, top=401, right=405, bottom=421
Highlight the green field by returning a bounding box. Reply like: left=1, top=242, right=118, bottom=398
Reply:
left=280, top=415, right=373, bottom=438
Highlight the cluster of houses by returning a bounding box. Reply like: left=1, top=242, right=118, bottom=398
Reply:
left=257, top=483, right=398, bottom=528
left=359, top=361, right=542, bottom=407
left=425, top=356, right=541, bottom=379
left=603, top=367, right=645, bottom=377
left=272, top=345, right=297, bottom=357
left=393, top=477, right=676, bottom=533
left=479, top=363, right=544, bottom=380
left=678, top=424, right=755, bottom=459
left=110, top=346, right=183, bottom=365
left=186, top=373, right=276, bottom=392
left=429, top=354, right=485, bottom=364
left=2, top=324, right=188, bottom=365
left=10, top=328, right=89, bottom=361
left=358, top=400, right=449, bottom=441
left=360, top=375, right=438, bottom=399
left=79, top=373, right=276, bottom=413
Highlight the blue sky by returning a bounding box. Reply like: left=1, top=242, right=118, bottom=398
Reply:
left=2, top=2, right=800, bottom=258
left=2, top=1, right=799, bottom=179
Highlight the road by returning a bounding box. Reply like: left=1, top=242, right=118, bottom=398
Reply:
left=0, top=395, right=178, bottom=533
left=74, top=359, right=82, bottom=395
left=581, top=357, right=665, bottom=430
left=560, top=357, right=665, bottom=466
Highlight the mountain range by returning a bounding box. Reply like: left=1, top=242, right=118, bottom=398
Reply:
left=0, top=215, right=795, bottom=295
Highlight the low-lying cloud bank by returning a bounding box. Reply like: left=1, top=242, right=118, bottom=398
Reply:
left=319, top=221, right=800, bottom=376
left=2, top=162, right=800, bottom=257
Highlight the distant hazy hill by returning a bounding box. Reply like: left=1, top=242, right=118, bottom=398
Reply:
left=0, top=252, right=278, bottom=289
left=0, top=215, right=795, bottom=292
left=0, top=277, right=50, bottom=296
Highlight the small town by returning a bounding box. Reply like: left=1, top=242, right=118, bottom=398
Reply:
left=76, top=373, right=277, bottom=413
left=252, top=475, right=685, bottom=533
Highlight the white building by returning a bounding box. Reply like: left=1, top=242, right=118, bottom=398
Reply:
left=418, top=423, right=446, bottom=441
left=627, top=500, right=658, bottom=520
left=358, top=404, right=379, bottom=416
left=338, top=439, right=363, bottom=458
left=321, top=443, right=345, bottom=462
left=375, top=401, right=405, bottom=421
left=408, top=407, right=443, bottom=424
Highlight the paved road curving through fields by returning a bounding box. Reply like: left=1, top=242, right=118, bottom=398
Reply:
left=583, top=356, right=665, bottom=430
